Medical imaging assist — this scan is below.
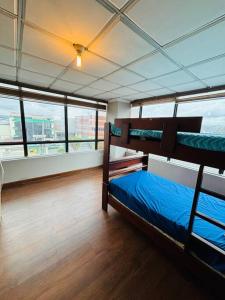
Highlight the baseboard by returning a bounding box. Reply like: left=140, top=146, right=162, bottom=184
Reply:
left=3, top=166, right=103, bottom=189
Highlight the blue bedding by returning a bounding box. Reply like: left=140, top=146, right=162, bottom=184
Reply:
left=109, top=171, right=225, bottom=272
left=111, top=124, right=225, bottom=152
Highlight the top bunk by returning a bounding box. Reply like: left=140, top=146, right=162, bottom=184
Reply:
left=105, top=117, right=225, bottom=170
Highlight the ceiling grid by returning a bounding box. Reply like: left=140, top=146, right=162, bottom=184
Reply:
left=0, top=0, right=225, bottom=101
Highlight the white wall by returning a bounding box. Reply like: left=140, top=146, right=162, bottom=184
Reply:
left=107, top=100, right=130, bottom=160
left=149, top=157, right=225, bottom=194
left=2, top=151, right=103, bottom=184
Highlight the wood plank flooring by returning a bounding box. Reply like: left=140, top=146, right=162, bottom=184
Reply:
left=0, top=168, right=215, bottom=300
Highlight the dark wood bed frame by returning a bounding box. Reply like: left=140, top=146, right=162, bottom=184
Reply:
left=102, top=117, right=225, bottom=298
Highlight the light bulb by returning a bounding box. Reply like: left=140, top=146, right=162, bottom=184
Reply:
left=76, top=54, right=82, bottom=68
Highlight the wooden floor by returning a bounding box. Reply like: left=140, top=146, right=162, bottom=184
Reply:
left=0, top=168, right=214, bottom=300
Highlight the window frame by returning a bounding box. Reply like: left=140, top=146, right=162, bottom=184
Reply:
left=0, top=91, right=106, bottom=160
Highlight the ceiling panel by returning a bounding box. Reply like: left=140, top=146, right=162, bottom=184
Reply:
left=51, top=79, right=82, bottom=93
left=0, top=0, right=16, bottom=13
left=105, top=68, right=144, bottom=85
left=131, top=79, right=162, bottom=92
left=0, top=14, right=16, bottom=48
left=202, top=74, right=225, bottom=87
left=148, top=88, right=173, bottom=96
left=76, top=86, right=103, bottom=97
left=0, top=63, right=16, bottom=80
left=90, top=21, right=155, bottom=66
left=18, top=69, right=54, bottom=87
left=72, top=51, right=119, bottom=77
left=127, top=52, right=179, bottom=79
left=188, top=56, right=225, bottom=79
left=126, top=0, right=225, bottom=45
left=0, top=46, right=15, bottom=66
left=109, top=0, right=128, bottom=9
left=22, top=25, right=75, bottom=66
left=123, top=92, right=150, bottom=101
left=96, top=91, right=119, bottom=100
left=112, top=86, right=137, bottom=96
left=61, top=69, right=96, bottom=85
left=21, top=54, right=65, bottom=77
left=152, top=70, right=195, bottom=87
left=170, top=81, right=205, bottom=92
left=166, top=21, right=225, bottom=66
left=90, top=79, right=120, bottom=92
left=25, top=0, right=113, bottom=46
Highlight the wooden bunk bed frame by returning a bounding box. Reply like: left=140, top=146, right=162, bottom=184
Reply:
left=102, top=117, right=225, bottom=298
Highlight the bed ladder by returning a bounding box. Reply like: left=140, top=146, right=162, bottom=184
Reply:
left=185, top=165, right=225, bottom=256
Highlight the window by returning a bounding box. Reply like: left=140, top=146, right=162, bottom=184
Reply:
left=0, top=97, right=24, bottom=159
left=98, top=110, right=106, bottom=140
left=142, top=102, right=175, bottom=118
left=0, top=91, right=106, bottom=159
left=24, top=101, right=65, bottom=141
left=69, top=142, right=95, bottom=152
left=130, top=106, right=140, bottom=118
left=0, top=145, right=24, bottom=159
left=0, top=97, right=22, bottom=142
left=177, top=99, right=225, bottom=134
left=68, top=106, right=95, bottom=141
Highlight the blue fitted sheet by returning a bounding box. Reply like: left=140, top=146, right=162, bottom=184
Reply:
left=109, top=171, right=225, bottom=272
left=111, top=124, right=225, bottom=152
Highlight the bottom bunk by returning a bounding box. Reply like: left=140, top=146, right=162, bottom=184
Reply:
left=109, top=171, right=225, bottom=274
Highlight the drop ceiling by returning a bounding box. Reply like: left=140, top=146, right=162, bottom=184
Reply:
left=0, top=0, right=225, bottom=102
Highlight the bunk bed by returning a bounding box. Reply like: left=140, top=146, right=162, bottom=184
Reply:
left=102, top=117, right=225, bottom=297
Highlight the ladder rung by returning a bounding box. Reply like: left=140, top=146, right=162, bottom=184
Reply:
left=195, top=211, right=225, bottom=230
left=200, top=187, right=225, bottom=201
left=191, top=232, right=225, bottom=256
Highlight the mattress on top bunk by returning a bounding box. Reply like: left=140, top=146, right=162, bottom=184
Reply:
left=111, top=125, right=225, bottom=152
left=109, top=170, right=225, bottom=273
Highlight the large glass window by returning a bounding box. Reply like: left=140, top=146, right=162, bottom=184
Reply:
left=0, top=92, right=106, bottom=159
left=28, top=143, right=65, bottom=156
left=0, top=97, right=23, bottom=142
left=69, top=142, right=95, bottom=152
left=0, top=145, right=24, bottom=159
left=98, top=110, right=106, bottom=140
left=24, top=101, right=65, bottom=141
left=177, top=99, right=225, bottom=134
left=142, top=102, right=175, bottom=118
left=130, top=106, right=140, bottom=118
left=68, top=106, right=96, bottom=140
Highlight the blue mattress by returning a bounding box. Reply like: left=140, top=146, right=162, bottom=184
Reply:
left=111, top=125, right=225, bottom=152
left=109, top=171, right=225, bottom=272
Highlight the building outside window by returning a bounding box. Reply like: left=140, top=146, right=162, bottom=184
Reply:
left=0, top=97, right=24, bottom=159
left=0, top=94, right=106, bottom=159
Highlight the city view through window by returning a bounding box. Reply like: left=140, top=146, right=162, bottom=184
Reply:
left=0, top=97, right=106, bottom=159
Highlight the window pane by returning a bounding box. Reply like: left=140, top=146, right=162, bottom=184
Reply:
left=98, top=141, right=104, bottom=150
left=24, top=101, right=65, bottom=142
left=177, top=99, right=225, bottom=134
left=28, top=143, right=65, bottom=156
left=69, top=142, right=95, bottom=152
left=131, top=106, right=140, bottom=118
left=0, top=145, right=24, bottom=159
left=98, top=110, right=106, bottom=139
left=68, top=106, right=96, bottom=140
left=142, top=102, right=175, bottom=118
left=0, top=97, right=22, bottom=142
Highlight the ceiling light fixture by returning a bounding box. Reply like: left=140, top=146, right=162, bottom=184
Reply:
left=73, top=43, right=86, bottom=68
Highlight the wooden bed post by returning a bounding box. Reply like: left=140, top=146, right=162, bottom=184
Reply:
left=102, top=122, right=111, bottom=211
